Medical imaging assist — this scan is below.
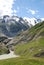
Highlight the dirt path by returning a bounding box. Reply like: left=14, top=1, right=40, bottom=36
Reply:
left=0, top=50, right=19, bottom=60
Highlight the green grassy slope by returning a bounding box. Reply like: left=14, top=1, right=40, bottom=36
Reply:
left=0, top=58, right=44, bottom=65
left=15, top=37, right=44, bottom=58
left=14, top=21, right=44, bottom=58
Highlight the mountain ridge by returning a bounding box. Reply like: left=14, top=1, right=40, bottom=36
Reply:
left=0, top=15, right=44, bottom=56
left=0, top=15, right=42, bottom=37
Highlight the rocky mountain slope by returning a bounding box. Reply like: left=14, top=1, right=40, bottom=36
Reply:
left=0, top=15, right=42, bottom=37
left=0, top=21, right=44, bottom=55
left=6, top=21, right=44, bottom=46
left=0, top=15, right=30, bottom=37
left=0, top=15, right=44, bottom=55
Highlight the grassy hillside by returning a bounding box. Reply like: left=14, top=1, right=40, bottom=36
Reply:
left=0, top=21, right=44, bottom=65
left=15, top=37, right=44, bottom=58
left=0, top=58, right=44, bottom=65
left=14, top=21, right=44, bottom=57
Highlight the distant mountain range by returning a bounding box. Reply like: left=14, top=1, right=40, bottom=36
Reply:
left=0, top=15, right=43, bottom=37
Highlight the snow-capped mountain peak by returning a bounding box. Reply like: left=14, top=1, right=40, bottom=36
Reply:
left=23, top=17, right=42, bottom=26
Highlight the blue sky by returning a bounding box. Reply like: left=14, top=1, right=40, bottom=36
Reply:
left=0, top=0, right=44, bottom=18
left=12, top=0, right=44, bottom=18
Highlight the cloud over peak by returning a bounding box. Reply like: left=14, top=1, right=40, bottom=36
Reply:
left=0, top=0, right=15, bottom=16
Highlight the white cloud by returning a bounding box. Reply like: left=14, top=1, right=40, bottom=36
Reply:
left=14, top=7, right=19, bottom=13
left=27, top=9, right=38, bottom=15
left=0, top=0, right=16, bottom=16
left=14, top=10, right=17, bottom=13
left=13, top=7, right=19, bottom=16
left=13, top=10, right=17, bottom=16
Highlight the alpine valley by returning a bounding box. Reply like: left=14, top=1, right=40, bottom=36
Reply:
left=0, top=15, right=44, bottom=65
